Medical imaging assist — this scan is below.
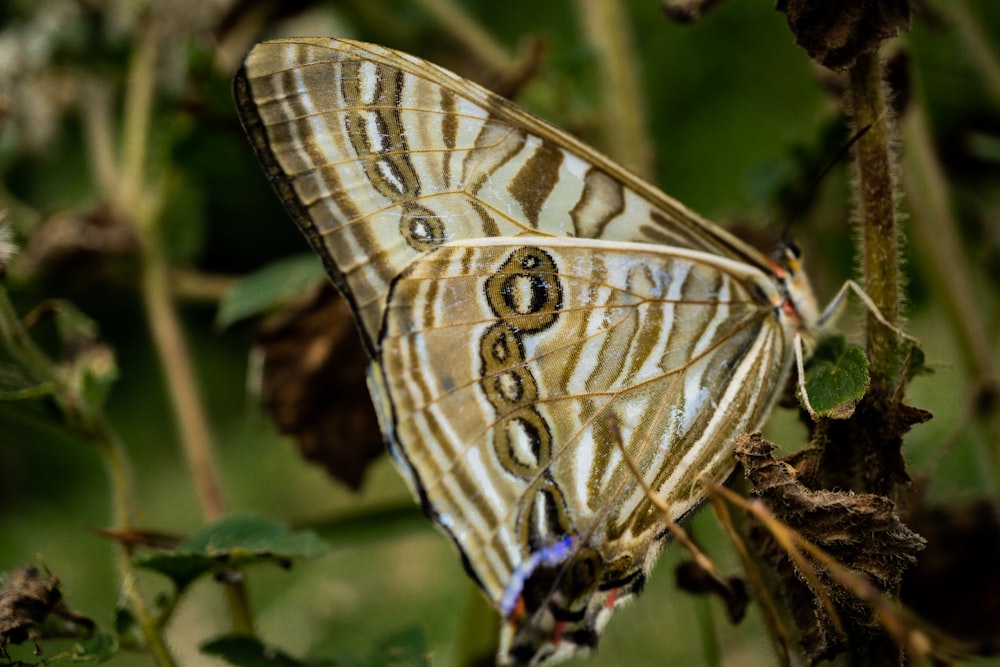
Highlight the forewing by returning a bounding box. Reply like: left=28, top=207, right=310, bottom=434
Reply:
left=234, top=37, right=769, bottom=350
left=372, top=237, right=792, bottom=663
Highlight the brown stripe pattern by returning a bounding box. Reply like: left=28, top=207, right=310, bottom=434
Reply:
left=234, top=38, right=815, bottom=667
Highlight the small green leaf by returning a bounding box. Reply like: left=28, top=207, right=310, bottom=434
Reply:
left=803, top=336, right=870, bottom=418
left=73, top=631, right=117, bottom=662
left=46, top=301, right=119, bottom=422
left=201, top=635, right=330, bottom=667
left=0, top=362, right=51, bottom=400
left=216, top=255, right=326, bottom=328
left=66, top=342, right=118, bottom=422
left=52, top=300, right=100, bottom=344
left=133, top=552, right=217, bottom=591
left=135, top=515, right=329, bottom=590
left=178, top=515, right=329, bottom=559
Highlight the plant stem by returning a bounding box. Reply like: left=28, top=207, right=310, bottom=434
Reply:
left=119, top=23, right=157, bottom=221
left=97, top=418, right=178, bottom=667
left=949, top=0, right=1000, bottom=105
left=116, top=15, right=255, bottom=635
left=0, top=287, right=178, bottom=666
left=140, top=243, right=226, bottom=520
left=575, top=0, right=653, bottom=179
left=411, top=0, right=515, bottom=72
left=847, top=52, right=903, bottom=385
left=901, top=89, right=1000, bottom=499
left=844, top=49, right=906, bottom=667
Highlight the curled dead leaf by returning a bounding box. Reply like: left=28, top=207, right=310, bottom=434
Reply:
left=776, top=0, right=911, bottom=70
left=256, top=284, right=383, bottom=490
left=736, top=433, right=925, bottom=662
left=0, top=567, right=94, bottom=658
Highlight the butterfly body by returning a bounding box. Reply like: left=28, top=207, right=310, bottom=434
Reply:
left=235, top=37, right=815, bottom=665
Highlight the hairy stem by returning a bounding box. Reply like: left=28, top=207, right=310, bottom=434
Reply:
left=847, top=52, right=903, bottom=383
left=843, top=49, right=907, bottom=667
left=98, top=419, right=178, bottom=667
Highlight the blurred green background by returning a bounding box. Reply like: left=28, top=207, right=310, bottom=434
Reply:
left=1, top=0, right=999, bottom=665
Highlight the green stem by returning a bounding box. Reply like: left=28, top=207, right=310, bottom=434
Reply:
left=693, top=594, right=721, bottom=667
left=949, top=0, right=1000, bottom=105
left=847, top=52, right=903, bottom=385
left=575, top=0, right=653, bottom=178
left=411, top=0, right=515, bottom=72
left=115, top=15, right=255, bottom=636
left=0, top=287, right=177, bottom=667
left=901, top=87, right=1000, bottom=499
left=98, top=419, right=179, bottom=667
left=119, top=23, right=157, bottom=220
left=140, top=244, right=226, bottom=521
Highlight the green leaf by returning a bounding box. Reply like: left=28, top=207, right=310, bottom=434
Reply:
left=216, top=255, right=326, bottom=328
left=201, top=635, right=330, bottom=667
left=52, top=300, right=100, bottom=344
left=0, top=362, right=51, bottom=400
left=133, top=552, right=218, bottom=591
left=803, top=336, right=870, bottom=418
left=50, top=301, right=119, bottom=422
left=179, top=515, right=329, bottom=558
left=73, top=631, right=118, bottom=662
left=135, top=515, right=329, bottom=590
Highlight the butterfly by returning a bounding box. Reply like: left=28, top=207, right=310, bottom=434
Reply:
left=234, top=37, right=820, bottom=666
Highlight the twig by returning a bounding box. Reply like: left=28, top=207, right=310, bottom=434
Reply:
left=0, top=287, right=178, bottom=667
left=574, top=0, right=654, bottom=178
left=948, top=0, right=1000, bottom=105
left=110, top=14, right=254, bottom=635
left=900, top=95, right=1000, bottom=498
left=411, top=0, right=516, bottom=72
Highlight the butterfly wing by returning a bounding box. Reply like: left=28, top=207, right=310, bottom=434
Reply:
left=234, top=37, right=771, bottom=351
left=370, top=237, right=792, bottom=664
left=234, top=37, right=799, bottom=666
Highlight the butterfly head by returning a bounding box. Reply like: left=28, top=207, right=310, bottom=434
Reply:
left=772, top=240, right=820, bottom=334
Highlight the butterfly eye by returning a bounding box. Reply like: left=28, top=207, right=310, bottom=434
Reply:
left=785, top=239, right=803, bottom=260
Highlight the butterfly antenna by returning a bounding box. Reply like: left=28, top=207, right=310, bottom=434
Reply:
left=781, top=122, right=873, bottom=242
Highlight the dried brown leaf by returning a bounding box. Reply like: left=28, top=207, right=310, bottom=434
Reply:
left=257, top=284, right=383, bottom=490
left=0, top=567, right=93, bottom=658
left=14, top=205, right=139, bottom=284
left=737, top=434, right=925, bottom=662
left=776, top=0, right=911, bottom=70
